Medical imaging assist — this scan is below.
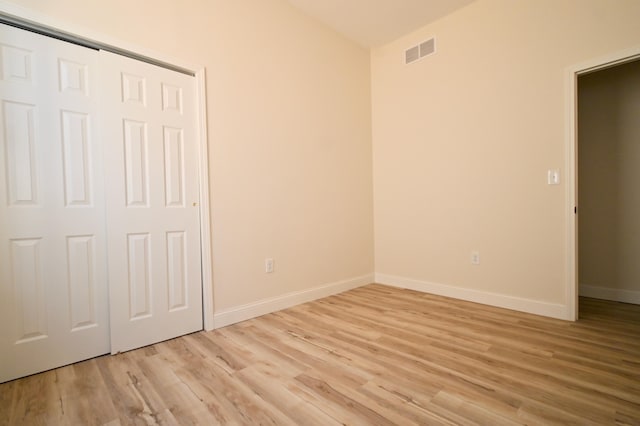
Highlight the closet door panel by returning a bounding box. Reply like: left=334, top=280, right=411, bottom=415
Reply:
left=101, top=51, right=202, bottom=354
left=0, top=24, right=109, bottom=383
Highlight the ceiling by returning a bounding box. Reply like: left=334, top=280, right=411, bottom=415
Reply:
left=287, top=0, right=476, bottom=48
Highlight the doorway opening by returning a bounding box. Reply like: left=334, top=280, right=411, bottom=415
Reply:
left=568, top=48, right=640, bottom=320
left=578, top=59, right=640, bottom=308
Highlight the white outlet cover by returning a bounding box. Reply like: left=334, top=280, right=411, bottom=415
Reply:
left=547, top=169, right=560, bottom=185
left=265, top=258, right=274, bottom=273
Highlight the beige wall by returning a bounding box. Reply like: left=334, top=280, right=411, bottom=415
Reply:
left=7, top=0, right=640, bottom=321
left=579, top=60, right=640, bottom=297
left=372, top=0, right=640, bottom=309
left=6, top=0, right=374, bottom=313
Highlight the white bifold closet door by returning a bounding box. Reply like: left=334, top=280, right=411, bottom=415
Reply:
left=101, top=51, right=202, bottom=354
left=0, top=24, right=202, bottom=383
left=0, top=24, right=109, bottom=383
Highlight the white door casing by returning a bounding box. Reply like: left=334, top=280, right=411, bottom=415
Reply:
left=100, top=51, right=203, bottom=354
left=0, top=24, right=110, bottom=382
left=565, top=46, right=640, bottom=321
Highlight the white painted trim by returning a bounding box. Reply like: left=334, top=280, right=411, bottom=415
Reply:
left=565, top=45, right=640, bottom=321
left=580, top=284, right=640, bottom=305
left=0, top=0, right=215, bottom=330
left=564, top=64, right=578, bottom=321
left=376, top=273, right=567, bottom=320
left=213, top=274, right=374, bottom=328
left=196, top=70, right=214, bottom=331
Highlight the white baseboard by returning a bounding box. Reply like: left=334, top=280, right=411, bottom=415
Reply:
left=213, top=274, right=374, bottom=328
left=375, top=273, right=569, bottom=320
left=579, top=284, right=640, bottom=305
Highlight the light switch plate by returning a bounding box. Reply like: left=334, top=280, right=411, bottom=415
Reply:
left=548, top=169, right=560, bottom=185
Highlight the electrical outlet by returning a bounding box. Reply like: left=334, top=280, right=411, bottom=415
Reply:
left=471, top=251, right=480, bottom=265
left=265, top=258, right=274, bottom=273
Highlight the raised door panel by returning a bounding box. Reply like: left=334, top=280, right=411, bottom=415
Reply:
left=163, top=126, right=185, bottom=207
left=166, top=231, right=188, bottom=311
left=66, top=235, right=98, bottom=330
left=61, top=110, right=92, bottom=206
left=3, top=101, right=37, bottom=206
left=127, top=233, right=152, bottom=319
left=0, top=42, right=33, bottom=83
left=123, top=120, right=150, bottom=207
left=10, top=238, right=47, bottom=343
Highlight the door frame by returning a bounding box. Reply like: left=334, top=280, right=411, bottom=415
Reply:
left=0, top=1, right=215, bottom=330
left=564, top=45, right=640, bottom=321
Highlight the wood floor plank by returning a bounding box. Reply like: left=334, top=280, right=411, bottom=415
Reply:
left=294, top=373, right=395, bottom=425
left=94, top=354, right=159, bottom=426
left=9, top=369, right=64, bottom=425
left=358, top=380, right=475, bottom=426
left=58, top=361, right=120, bottom=425
left=233, top=366, right=341, bottom=426
left=2, top=284, right=640, bottom=425
left=0, top=380, right=16, bottom=426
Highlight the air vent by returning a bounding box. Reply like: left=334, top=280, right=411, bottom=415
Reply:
left=405, top=45, right=420, bottom=64
left=405, top=37, right=436, bottom=65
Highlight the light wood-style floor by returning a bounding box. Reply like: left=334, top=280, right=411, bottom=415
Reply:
left=2, top=284, right=639, bottom=425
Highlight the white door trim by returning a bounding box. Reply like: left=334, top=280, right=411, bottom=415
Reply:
left=196, top=70, right=214, bottom=331
left=0, top=0, right=215, bottom=331
left=565, top=45, right=640, bottom=321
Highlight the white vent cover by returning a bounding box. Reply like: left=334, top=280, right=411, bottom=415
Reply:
left=405, top=45, right=420, bottom=64
left=405, top=37, right=436, bottom=65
